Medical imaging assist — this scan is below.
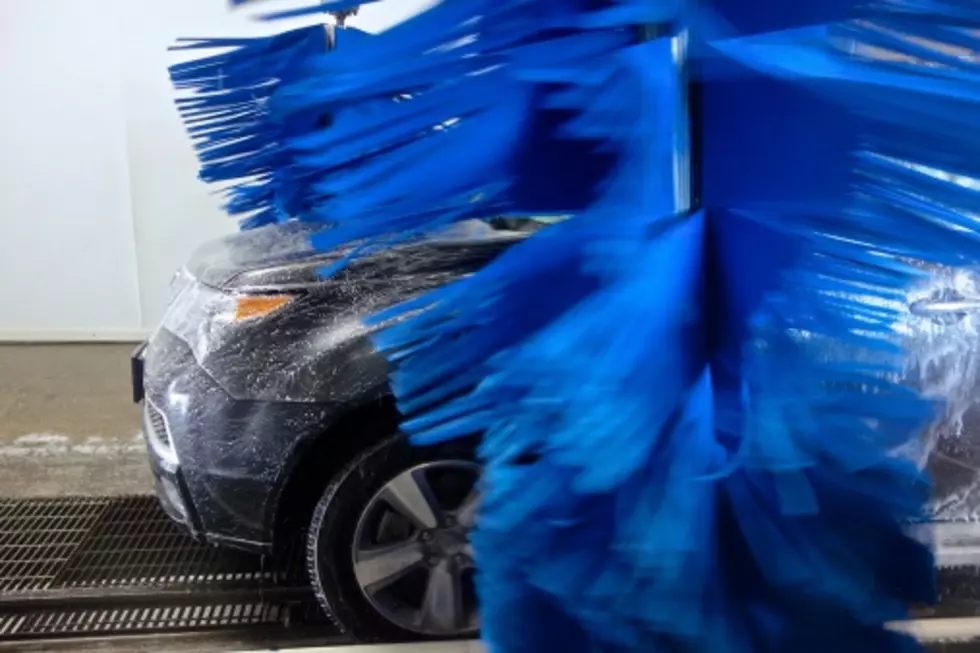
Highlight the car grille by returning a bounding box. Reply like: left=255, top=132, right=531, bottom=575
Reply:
left=145, top=400, right=172, bottom=449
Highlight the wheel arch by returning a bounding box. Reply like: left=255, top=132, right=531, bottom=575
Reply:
left=267, top=392, right=401, bottom=554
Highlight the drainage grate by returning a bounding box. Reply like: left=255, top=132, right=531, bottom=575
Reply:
left=917, top=566, right=980, bottom=620
left=52, top=496, right=278, bottom=590
left=0, top=497, right=112, bottom=594
left=0, top=495, right=332, bottom=642
left=1, top=602, right=285, bottom=637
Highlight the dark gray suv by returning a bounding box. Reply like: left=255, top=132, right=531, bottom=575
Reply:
left=132, top=219, right=531, bottom=642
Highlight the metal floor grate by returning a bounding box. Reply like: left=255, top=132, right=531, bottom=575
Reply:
left=53, top=496, right=276, bottom=589
left=0, top=495, right=331, bottom=642
left=0, top=497, right=110, bottom=593
left=4, top=496, right=980, bottom=645
left=0, top=603, right=286, bottom=638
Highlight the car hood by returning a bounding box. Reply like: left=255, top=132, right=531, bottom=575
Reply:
left=186, top=220, right=520, bottom=291
left=186, top=222, right=333, bottom=290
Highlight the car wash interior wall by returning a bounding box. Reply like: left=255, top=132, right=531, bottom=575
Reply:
left=0, top=0, right=434, bottom=497
left=0, top=0, right=435, bottom=342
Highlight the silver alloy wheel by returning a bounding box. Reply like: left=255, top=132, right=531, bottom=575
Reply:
left=351, top=461, right=480, bottom=637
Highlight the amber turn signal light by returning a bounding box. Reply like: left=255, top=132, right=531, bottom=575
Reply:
left=233, top=295, right=293, bottom=321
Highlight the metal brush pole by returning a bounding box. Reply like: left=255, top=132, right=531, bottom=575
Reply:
left=322, top=2, right=360, bottom=49
left=673, top=27, right=692, bottom=215
left=639, top=20, right=692, bottom=219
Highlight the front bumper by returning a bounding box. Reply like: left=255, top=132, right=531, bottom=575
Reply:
left=140, top=393, right=201, bottom=537
left=135, top=340, right=202, bottom=539
left=135, top=330, right=269, bottom=552
left=134, top=327, right=339, bottom=555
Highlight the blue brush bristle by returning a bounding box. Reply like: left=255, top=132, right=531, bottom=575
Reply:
left=169, top=0, right=980, bottom=650
left=169, top=25, right=331, bottom=227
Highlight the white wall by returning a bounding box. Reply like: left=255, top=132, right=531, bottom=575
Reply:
left=0, top=1, right=143, bottom=340
left=117, top=1, right=275, bottom=332
left=0, top=0, right=434, bottom=340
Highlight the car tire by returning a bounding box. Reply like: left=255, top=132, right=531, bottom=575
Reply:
left=306, top=432, right=480, bottom=643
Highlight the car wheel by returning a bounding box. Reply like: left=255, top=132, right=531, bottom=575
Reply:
left=307, top=433, right=480, bottom=643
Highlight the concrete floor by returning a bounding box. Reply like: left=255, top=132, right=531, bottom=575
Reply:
left=0, top=343, right=152, bottom=497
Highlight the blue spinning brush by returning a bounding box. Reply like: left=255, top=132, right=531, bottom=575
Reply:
left=170, top=0, right=980, bottom=650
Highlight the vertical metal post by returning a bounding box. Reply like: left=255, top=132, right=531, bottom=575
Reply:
left=672, top=29, right=692, bottom=215
left=322, top=3, right=360, bottom=49
left=639, top=21, right=691, bottom=219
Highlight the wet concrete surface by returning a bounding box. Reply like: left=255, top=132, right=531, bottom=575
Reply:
left=0, top=343, right=151, bottom=497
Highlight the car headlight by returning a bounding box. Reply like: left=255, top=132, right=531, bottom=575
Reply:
left=159, top=273, right=294, bottom=363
